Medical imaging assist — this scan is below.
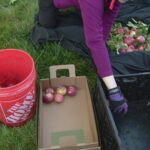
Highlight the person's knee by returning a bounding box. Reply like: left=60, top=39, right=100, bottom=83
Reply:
left=39, top=0, right=54, bottom=10
left=38, top=0, right=59, bottom=28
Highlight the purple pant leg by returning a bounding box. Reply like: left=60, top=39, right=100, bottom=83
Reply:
left=78, top=0, right=113, bottom=77
left=53, top=0, right=79, bottom=8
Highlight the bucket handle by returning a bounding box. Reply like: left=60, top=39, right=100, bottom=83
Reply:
left=49, top=64, right=76, bottom=79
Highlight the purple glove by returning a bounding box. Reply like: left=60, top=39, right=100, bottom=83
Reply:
left=108, top=87, right=128, bottom=114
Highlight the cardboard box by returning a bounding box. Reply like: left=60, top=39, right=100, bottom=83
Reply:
left=38, top=64, right=100, bottom=150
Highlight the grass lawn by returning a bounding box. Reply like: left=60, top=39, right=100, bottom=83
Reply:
left=0, top=0, right=97, bottom=150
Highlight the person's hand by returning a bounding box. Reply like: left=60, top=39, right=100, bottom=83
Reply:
left=108, top=87, right=128, bottom=114
left=110, top=101, right=128, bottom=113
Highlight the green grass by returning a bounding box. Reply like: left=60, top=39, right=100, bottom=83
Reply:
left=0, top=1, right=97, bottom=150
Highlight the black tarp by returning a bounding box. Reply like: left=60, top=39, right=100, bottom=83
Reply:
left=117, top=0, right=150, bottom=26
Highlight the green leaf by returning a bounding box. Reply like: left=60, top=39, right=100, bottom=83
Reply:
left=9, top=0, right=18, bottom=5
left=127, top=21, right=138, bottom=29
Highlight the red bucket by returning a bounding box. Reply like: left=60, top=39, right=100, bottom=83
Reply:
left=0, top=49, right=36, bottom=127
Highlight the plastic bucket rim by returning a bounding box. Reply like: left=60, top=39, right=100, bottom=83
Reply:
left=0, top=48, right=35, bottom=92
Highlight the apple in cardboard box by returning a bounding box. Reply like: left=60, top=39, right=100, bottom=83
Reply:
left=56, top=85, right=67, bottom=95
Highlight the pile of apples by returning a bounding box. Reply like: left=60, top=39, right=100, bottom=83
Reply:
left=116, top=27, right=146, bottom=54
left=107, top=20, right=150, bottom=54
left=42, top=85, right=77, bottom=104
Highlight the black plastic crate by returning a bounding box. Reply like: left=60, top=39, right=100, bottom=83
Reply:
left=93, top=72, right=150, bottom=150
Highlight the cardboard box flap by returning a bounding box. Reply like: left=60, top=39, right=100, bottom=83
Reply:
left=49, top=64, right=76, bottom=79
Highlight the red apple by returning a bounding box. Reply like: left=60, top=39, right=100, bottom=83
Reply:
left=129, top=30, right=137, bottom=37
left=54, top=93, right=64, bottom=103
left=118, top=48, right=127, bottom=54
left=126, top=45, right=135, bottom=52
left=116, top=27, right=125, bottom=34
left=137, top=45, right=144, bottom=51
left=128, top=45, right=135, bottom=49
left=46, top=87, right=55, bottom=94
left=67, top=85, right=77, bottom=97
left=124, top=35, right=135, bottom=46
left=43, top=92, right=54, bottom=103
left=126, top=49, right=134, bottom=53
left=136, top=35, right=145, bottom=44
left=56, top=85, right=67, bottom=95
